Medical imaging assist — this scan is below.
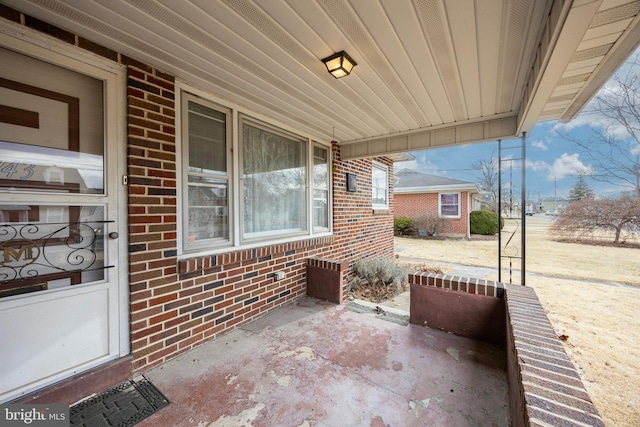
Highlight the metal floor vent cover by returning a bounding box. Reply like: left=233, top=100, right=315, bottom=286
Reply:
left=69, top=376, right=169, bottom=427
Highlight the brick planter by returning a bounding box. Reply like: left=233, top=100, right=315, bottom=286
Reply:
left=306, top=258, right=349, bottom=304
left=408, top=273, right=605, bottom=427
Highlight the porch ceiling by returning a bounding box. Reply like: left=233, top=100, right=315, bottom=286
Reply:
left=6, top=0, right=640, bottom=159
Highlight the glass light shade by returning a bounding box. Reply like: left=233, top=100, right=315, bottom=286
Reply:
left=322, top=51, right=357, bottom=79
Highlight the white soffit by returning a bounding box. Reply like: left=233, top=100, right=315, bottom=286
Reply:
left=2, top=0, right=639, bottom=160
left=520, top=0, right=640, bottom=131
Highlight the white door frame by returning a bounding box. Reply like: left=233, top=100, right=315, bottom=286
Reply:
left=0, top=20, right=129, bottom=402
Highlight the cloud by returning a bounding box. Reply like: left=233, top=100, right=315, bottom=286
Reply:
left=525, top=159, right=550, bottom=174
left=548, top=153, right=595, bottom=180
left=393, top=154, right=446, bottom=175
left=501, top=155, right=549, bottom=173
left=531, top=139, right=548, bottom=151
left=553, top=113, right=632, bottom=142
left=499, top=154, right=518, bottom=171
left=523, top=153, right=595, bottom=180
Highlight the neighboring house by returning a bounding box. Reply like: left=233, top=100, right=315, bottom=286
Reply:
left=540, top=197, right=569, bottom=213
left=0, top=0, right=637, bottom=409
left=394, top=169, right=479, bottom=238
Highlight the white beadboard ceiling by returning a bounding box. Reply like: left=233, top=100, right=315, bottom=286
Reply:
left=4, top=0, right=640, bottom=159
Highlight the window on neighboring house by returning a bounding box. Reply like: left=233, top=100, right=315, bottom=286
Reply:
left=439, top=193, right=460, bottom=217
left=182, top=94, right=231, bottom=251
left=371, top=161, right=389, bottom=209
left=181, top=90, right=330, bottom=253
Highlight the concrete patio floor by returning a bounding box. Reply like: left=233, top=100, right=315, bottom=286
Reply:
left=140, top=296, right=508, bottom=427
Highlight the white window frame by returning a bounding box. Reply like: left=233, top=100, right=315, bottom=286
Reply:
left=239, top=114, right=308, bottom=242
left=371, top=161, right=389, bottom=209
left=180, top=92, right=233, bottom=252
left=177, top=84, right=332, bottom=256
left=439, top=192, right=461, bottom=218
left=311, top=143, right=331, bottom=232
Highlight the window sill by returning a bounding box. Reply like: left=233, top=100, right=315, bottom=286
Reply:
left=177, top=233, right=334, bottom=277
left=178, top=231, right=334, bottom=260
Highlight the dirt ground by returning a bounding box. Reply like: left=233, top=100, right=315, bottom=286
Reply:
left=395, top=216, right=640, bottom=427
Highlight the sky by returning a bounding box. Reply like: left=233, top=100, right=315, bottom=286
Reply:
left=395, top=49, right=640, bottom=202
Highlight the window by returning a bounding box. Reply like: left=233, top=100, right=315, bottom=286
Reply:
left=241, top=118, right=306, bottom=239
left=439, top=193, right=460, bottom=217
left=371, top=161, right=389, bottom=209
left=180, top=90, right=330, bottom=252
left=313, top=145, right=329, bottom=230
left=0, top=47, right=105, bottom=194
left=182, top=94, right=231, bottom=250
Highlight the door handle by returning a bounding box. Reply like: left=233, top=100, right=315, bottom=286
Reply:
left=108, top=232, right=119, bottom=239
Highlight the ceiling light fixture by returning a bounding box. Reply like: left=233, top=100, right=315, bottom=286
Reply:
left=321, top=51, right=357, bottom=79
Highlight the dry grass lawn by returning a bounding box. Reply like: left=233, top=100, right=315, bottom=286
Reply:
left=395, top=216, right=640, bottom=427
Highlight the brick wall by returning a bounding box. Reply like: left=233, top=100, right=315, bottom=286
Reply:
left=395, top=192, right=470, bottom=237
left=504, top=284, right=605, bottom=427
left=332, top=157, right=395, bottom=266
left=125, top=69, right=397, bottom=371
left=125, top=65, right=397, bottom=372
left=124, top=71, right=396, bottom=370
left=125, top=61, right=180, bottom=372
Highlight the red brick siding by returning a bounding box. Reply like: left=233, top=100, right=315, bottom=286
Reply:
left=125, top=71, right=395, bottom=371
left=126, top=64, right=181, bottom=372
left=331, top=158, right=395, bottom=267
left=395, top=192, right=471, bottom=237
left=505, top=285, right=605, bottom=427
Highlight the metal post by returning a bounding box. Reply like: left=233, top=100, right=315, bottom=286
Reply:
left=521, top=132, right=527, bottom=286
left=498, top=139, right=502, bottom=283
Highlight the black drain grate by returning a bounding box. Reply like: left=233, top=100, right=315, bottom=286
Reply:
left=69, top=376, right=169, bottom=427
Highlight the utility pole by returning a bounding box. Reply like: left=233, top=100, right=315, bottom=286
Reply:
left=554, top=177, right=557, bottom=210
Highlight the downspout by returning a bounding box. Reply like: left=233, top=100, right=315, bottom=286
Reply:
left=498, top=140, right=502, bottom=283
left=467, top=191, right=471, bottom=238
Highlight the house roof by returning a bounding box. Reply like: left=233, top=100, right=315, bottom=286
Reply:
left=394, top=168, right=478, bottom=193
left=5, top=0, right=640, bottom=159
left=540, top=196, right=569, bottom=202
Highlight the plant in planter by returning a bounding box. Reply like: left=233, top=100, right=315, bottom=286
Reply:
left=347, top=258, right=408, bottom=303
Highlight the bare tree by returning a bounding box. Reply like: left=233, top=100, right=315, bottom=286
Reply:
left=473, top=154, right=516, bottom=213
left=525, top=190, right=539, bottom=212
left=473, top=156, right=500, bottom=212
left=551, top=197, right=640, bottom=244
left=555, top=51, right=640, bottom=197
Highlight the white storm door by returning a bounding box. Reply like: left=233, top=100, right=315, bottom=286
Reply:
left=0, top=36, right=127, bottom=403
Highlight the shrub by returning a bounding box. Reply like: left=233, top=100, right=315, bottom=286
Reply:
left=551, top=197, right=640, bottom=244
left=470, top=210, right=501, bottom=235
left=394, top=216, right=414, bottom=235
left=414, top=213, right=447, bottom=236
left=349, top=258, right=408, bottom=302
